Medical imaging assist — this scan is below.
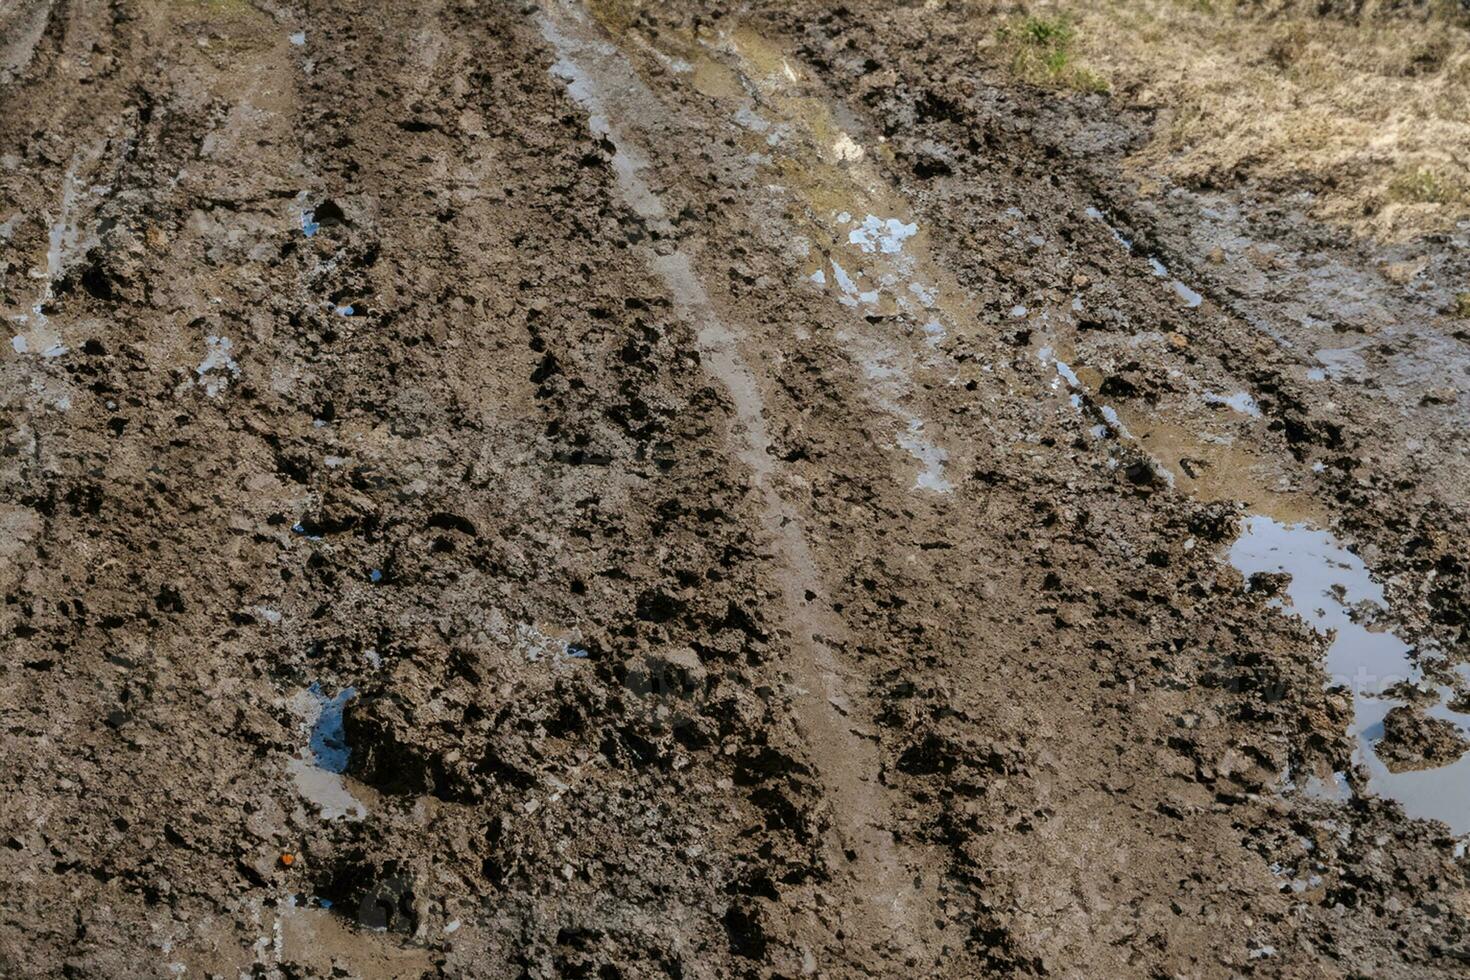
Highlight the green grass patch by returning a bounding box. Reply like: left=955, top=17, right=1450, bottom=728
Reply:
left=1388, top=166, right=1463, bottom=205
left=995, top=15, right=1108, bottom=93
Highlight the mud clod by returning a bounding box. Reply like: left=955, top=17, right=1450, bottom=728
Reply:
left=1377, top=706, right=1470, bottom=772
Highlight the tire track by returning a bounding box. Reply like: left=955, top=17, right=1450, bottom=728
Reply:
left=535, top=0, right=942, bottom=968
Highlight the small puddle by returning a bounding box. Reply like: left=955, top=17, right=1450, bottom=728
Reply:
left=1085, top=204, right=1133, bottom=250
left=286, top=684, right=366, bottom=821
left=292, top=191, right=321, bottom=237
left=1036, top=339, right=1318, bottom=524
left=510, top=620, right=590, bottom=662
left=896, top=417, right=951, bottom=493
left=1229, top=517, right=1411, bottom=694
left=1171, top=279, right=1204, bottom=308
left=1229, top=516, right=1470, bottom=832
left=1037, top=336, right=1470, bottom=828
left=1313, top=346, right=1365, bottom=382
left=1040, top=333, right=1470, bottom=827
left=1203, top=391, right=1263, bottom=417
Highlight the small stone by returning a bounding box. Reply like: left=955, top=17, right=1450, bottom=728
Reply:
left=1381, top=259, right=1426, bottom=284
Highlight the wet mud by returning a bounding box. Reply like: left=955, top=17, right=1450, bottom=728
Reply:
left=3, top=0, right=1469, bottom=977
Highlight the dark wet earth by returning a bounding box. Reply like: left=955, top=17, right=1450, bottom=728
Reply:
left=3, top=0, right=1470, bottom=976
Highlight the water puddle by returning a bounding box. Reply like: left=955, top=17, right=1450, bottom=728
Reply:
left=1353, top=699, right=1470, bottom=833
left=1044, top=318, right=1470, bottom=827
left=286, top=684, right=366, bottom=820
left=1203, top=391, right=1262, bottom=417
left=1036, top=338, right=1319, bottom=524
left=1040, top=315, right=1468, bottom=828
left=1229, top=517, right=1410, bottom=694
left=1171, top=279, right=1204, bottom=308
left=1229, top=516, right=1470, bottom=832
left=1036, top=334, right=1470, bottom=829
left=1312, top=346, right=1366, bottom=382
left=509, top=620, right=589, bottom=662
left=1300, top=769, right=1353, bottom=803
left=896, top=418, right=952, bottom=492
left=292, top=191, right=321, bottom=237
left=1085, top=205, right=1133, bottom=250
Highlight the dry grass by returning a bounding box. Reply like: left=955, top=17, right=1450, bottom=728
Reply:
left=972, top=0, right=1470, bottom=241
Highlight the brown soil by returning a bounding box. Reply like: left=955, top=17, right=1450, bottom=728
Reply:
left=3, top=1, right=1469, bottom=977
left=1379, top=706, right=1470, bottom=771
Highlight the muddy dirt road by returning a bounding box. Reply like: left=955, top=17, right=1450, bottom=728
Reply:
left=3, top=0, right=1470, bottom=976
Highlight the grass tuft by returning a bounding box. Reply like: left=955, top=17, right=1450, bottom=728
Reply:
left=1388, top=167, right=1463, bottom=205
left=995, top=15, right=1108, bottom=93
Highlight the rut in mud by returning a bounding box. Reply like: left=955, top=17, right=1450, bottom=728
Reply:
left=541, top=3, right=940, bottom=959
left=3, top=0, right=1470, bottom=977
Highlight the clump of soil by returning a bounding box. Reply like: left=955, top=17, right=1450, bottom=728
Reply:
left=1377, top=705, right=1470, bottom=772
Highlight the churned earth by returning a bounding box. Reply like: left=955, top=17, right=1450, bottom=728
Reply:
left=2, top=0, right=1469, bottom=977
